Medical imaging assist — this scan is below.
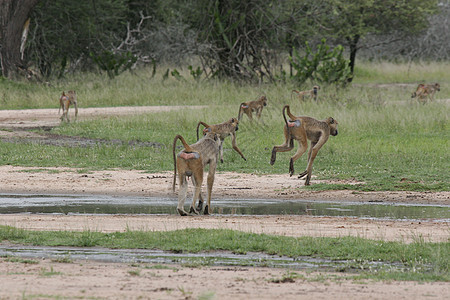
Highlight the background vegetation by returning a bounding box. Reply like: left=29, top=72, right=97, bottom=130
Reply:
left=2, top=0, right=449, bottom=81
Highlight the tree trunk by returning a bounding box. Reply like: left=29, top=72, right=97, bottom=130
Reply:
left=346, top=35, right=360, bottom=83
left=0, top=0, right=39, bottom=78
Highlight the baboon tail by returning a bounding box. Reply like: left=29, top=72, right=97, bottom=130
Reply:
left=172, top=135, right=192, bottom=191
left=282, top=105, right=290, bottom=127
left=291, top=90, right=298, bottom=101
left=172, top=135, right=180, bottom=192
left=237, top=103, right=245, bottom=121
left=196, top=121, right=209, bottom=141
left=284, top=105, right=296, bottom=121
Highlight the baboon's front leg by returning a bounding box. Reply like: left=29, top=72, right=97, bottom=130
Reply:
left=204, top=163, right=216, bottom=215
left=256, top=108, right=265, bottom=124
left=298, top=141, right=323, bottom=185
left=231, top=133, right=246, bottom=161
left=298, top=142, right=315, bottom=180
left=196, top=193, right=204, bottom=212
left=219, top=139, right=224, bottom=163
left=73, top=102, right=78, bottom=120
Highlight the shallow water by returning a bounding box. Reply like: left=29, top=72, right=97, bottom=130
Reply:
left=0, top=245, right=413, bottom=272
left=0, top=193, right=448, bottom=222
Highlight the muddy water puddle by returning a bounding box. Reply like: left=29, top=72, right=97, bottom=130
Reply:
left=0, top=245, right=415, bottom=272
left=0, top=193, right=448, bottom=222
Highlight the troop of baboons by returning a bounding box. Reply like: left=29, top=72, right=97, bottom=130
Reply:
left=57, top=82, right=441, bottom=216
left=172, top=91, right=339, bottom=216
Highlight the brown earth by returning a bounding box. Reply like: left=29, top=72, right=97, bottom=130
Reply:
left=0, top=107, right=448, bottom=299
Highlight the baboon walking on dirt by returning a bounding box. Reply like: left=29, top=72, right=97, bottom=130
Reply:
left=270, top=105, right=338, bottom=185
left=59, top=90, right=78, bottom=122
left=172, top=131, right=220, bottom=216
left=196, top=118, right=246, bottom=163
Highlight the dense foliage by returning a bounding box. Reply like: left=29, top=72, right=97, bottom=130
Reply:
left=2, top=0, right=445, bottom=81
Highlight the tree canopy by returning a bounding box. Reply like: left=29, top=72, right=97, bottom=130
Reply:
left=0, top=0, right=444, bottom=81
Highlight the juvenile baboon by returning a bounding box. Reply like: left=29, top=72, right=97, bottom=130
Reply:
left=196, top=118, right=246, bottom=163
left=411, top=83, right=440, bottom=103
left=59, top=90, right=78, bottom=122
left=172, top=131, right=220, bottom=216
left=237, top=95, right=268, bottom=123
left=291, top=85, right=320, bottom=102
left=270, top=105, right=338, bottom=185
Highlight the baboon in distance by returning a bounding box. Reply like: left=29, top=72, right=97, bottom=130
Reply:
left=291, top=85, right=320, bottom=102
left=411, top=83, right=440, bottom=103
left=59, top=90, right=78, bottom=122
left=238, top=95, right=268, bottom=123
left=196, top=118, right=246, bottom=163
left=172, top=131, right=220, bottom=216
left=270, top=105, right=338, bottom=186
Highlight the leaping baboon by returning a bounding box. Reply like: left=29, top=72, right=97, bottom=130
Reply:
left=238, top=95, right=268, bottom=123
left=172, top=131, right=220, bottom=216
left=59, top=90, right=78, bottom=122
left=270, top=105, right=338, bottom=186
left=196, top=118, right=246, bottom=163
left=291, top=85, right=320, bottom=102
left=411, top=83, right=440, bottom=103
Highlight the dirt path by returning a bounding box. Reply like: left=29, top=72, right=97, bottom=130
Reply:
left=0, top=107, right=448, bottom=299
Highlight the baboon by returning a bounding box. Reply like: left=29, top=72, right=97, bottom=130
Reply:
left=196, top=118, right=246, bottom=163
left=411, top=83, right=440, bottom=103
left=237, top=95, right=268, bottom=123
left=172, top=131, right=220, bottom=216
left=270, top=105, right=338, bottom=186
left=59, top=90, right=78, bottom=122
left=291, top=85, right=320, bottom=102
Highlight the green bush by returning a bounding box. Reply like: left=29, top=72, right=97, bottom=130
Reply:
left=290, top=39, right=352, bottom=85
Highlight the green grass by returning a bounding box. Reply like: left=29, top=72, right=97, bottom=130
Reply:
left=0, top=225, right=448, bottom=281
left=0, top=61, right=449, bottom=192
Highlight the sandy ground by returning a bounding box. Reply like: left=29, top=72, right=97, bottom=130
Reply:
left=0, top=107, right=449, bottom=299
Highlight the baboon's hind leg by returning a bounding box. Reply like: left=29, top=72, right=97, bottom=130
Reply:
left=289, top=139, right=308, bottom=176
left=204, top=163, right=216, bottom=215
left=189, top=170, right=203, bottom=214
left=270, top=128, right=293, bottom=165
left=177, top=175, right=189, bottom=216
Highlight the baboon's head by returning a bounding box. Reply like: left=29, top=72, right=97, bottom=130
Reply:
left=327, top=117, right=338, bottom=136
left=230, top=117, right=239, bottom=131
left=260, top=95, right=268, bottom=106
left=312, top=85, right=320, bottom=96
left=204, top=131, right=219, bottom=142
left=434, top=83, right=440, bottom=91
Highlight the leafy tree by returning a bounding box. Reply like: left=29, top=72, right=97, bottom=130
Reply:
left=28, top=0, right=128, bottom=78
left=320, top=0, right=439, bottom=81
left=180, top=0, right=284, bottom=81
